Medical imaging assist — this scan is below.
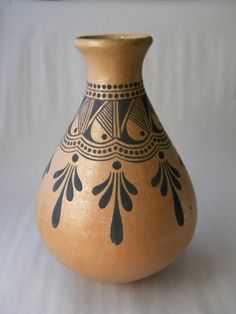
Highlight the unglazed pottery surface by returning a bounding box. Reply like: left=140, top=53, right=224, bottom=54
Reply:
left=36, top=34, right=197, bottom=283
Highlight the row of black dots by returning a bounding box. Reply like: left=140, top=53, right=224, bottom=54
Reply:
left=85, top=89, right=145, bottom=99
left=63, top=137, right=160, bottom=156
left=87, top=80, right=143, bottom=90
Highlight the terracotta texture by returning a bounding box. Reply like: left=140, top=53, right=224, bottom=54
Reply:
left=36, top=34, right=197, bottom=283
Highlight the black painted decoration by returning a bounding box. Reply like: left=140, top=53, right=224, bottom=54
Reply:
left=47, top=81, right=186, bottom=244
left=42, top=153, right=54, bottom=177
left=60, top=81, right=170, bottom=163
left=92, top=162, right=138, bottom=245
left=110, top=174, right=123, bottom=245
left=178, top=154, right=184, bottom=167
left=51, top=154, right=83, bottom=228
left=151, top=151, right=184, bottom=226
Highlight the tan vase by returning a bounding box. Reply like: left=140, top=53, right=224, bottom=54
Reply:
left=36, top=34, right=197, bottom=283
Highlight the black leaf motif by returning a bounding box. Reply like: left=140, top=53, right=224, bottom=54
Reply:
left=122, top=172, right=138, bottom=195
left=178, top=154, right=184, bottom=167
left=110, top=174, right=123, bottom=245
left=43, top=161, right=51, bottom=177
left=43, top=153, right=54, bottom=177
left=168, top=169, right=181, bottom=190
left=170, top=182, right=184, bottom=226
left=52, top=187, right=65, bottom=228
left=151, top=163, right=162, bottom=187
left=160, top=166, right=168, bottom=196
left=92, top=173, right=111, bottom=195
left=66, top=169, right=74, bottom=201
left=51, top=161, right=83, bottom=228
left=53, top=166, right=70, bottom=192
left=166, top=160, right=180, bottom=178
left=99, top=174, right=115, bottom=209
left=53, top=164, right=69, bottom=179
left=92, top=165, right=137, bottom=245
left=120, top=174, right=132, bottom=211
left=74, top=167, right=83, bottom=191
left=151, top=152, right=185, bottom=227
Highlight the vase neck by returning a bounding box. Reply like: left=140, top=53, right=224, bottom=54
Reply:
left=85, top=79, right=145, bottom=101
left=75, top=34, right=153, bottom=84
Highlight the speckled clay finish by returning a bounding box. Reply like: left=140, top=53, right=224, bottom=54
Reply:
left=36, top=34, right=197, bottom=283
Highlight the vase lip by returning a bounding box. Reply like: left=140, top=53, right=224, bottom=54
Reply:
left=75, top=33, right=153, bottom=48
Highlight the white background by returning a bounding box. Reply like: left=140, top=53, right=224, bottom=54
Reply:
left=0, top=1, right=236, bottom=313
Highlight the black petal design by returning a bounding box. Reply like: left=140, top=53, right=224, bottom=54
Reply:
left=151, top=163, right=162, bottom=187
left=170, top=182, right=184, bottom=226
left=99, top=174, right=114, bottom=209
left=53, top=166, right=69, bottom=192
left=151, top=152, right=185, bottom=226
left=74, top=167, right=83, bottom=191
left=92, top=173, right=111, bottom=195
left=43, top=161, right=51, bottom=177
left=160, top=166, right=168, bottom=196
left=42, top=153, right=54, bottom=177
left=120, top=174, right=132, bottom=211
left=178, top=154, right=184, bottom=166
left=52, top=187, right=65, bottom=228
left=122, top=172, right=138, bottom=195
left=51, top=160, right=83, bottom=228
left=53, top=164, right=69, bottom=179
left=110, top=174, right=123, bottom=245
left=166, top=160, right=180, bottom=178
left=66, top=169, right=74, bottom=201
left=92, top=165, right=138, bottom=245
left=168, top=168, right=181, bottom=190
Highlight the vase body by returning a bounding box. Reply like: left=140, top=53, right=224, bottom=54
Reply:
left=36, top=34, right=197, bottom=283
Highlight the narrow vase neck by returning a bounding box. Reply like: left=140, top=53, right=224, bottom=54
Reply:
left=85, top=79, right=145, bottom=101
left=75, top=34, right=153, bottom=84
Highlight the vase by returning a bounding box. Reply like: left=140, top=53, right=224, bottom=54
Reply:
left=36, top=34, right=197, bottom=283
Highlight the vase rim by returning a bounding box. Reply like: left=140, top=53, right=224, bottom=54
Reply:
left=75, top=34, right=153, bottom=48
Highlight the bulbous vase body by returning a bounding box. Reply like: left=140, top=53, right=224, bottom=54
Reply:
left=36, top=34, right=197, bottom=283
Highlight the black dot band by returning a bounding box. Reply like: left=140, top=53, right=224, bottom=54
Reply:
left=86, top=80, right=145, bottom=100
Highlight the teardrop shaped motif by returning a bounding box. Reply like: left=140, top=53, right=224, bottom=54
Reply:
left=110, top=174, right=123, bottom=245
left=120, top=174, right=133, bottom=211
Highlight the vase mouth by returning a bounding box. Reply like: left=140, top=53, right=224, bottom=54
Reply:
left=75, top=34, right=153, bottom=83
left=75, top=33, right=153, bottom=48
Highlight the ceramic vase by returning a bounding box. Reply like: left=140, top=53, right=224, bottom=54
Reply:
left=36, top=34, right=197, bottom=283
